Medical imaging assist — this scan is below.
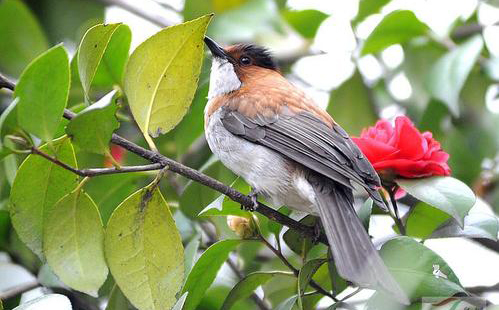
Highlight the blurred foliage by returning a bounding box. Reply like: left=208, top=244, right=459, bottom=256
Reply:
left=0, top=0, right=498, bottom=310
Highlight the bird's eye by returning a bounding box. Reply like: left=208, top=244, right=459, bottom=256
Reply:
left=239, top=56, right=251, bottom=65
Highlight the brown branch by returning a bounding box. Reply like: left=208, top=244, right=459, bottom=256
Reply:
left=31, top=146, right=163, bottom=177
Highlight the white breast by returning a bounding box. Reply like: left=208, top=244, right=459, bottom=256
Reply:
left=207, top=58, right=242, bottom=100
left=204, top=108, right=318, bottom=214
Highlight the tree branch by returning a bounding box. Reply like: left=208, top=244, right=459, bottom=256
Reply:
left=1, top=74, right=329, bottom=247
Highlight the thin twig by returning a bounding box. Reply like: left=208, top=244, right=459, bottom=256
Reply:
left=259, top=235, right=338, bottom=301
left=31, top=146, right=163, bottom=177
left=387, top=186, right=406, bottom=235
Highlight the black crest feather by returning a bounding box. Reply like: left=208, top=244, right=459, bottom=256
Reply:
left=237, top=44, right=278, bottom=70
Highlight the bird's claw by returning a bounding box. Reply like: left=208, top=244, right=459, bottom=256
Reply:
left=241, top=188, right=259, bottom=211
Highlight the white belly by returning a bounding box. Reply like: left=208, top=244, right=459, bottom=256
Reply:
left=205, top=109, right=318, bottom=214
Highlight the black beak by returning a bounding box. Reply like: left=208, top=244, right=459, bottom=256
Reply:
left=204, top=36, right=228, bottom=59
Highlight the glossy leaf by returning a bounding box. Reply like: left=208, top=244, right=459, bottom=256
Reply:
left=283, top=215, right=317, bottom=256
left=124, top=15, right=212, bottom=148
left=106, top=285, right=129, bottom=310
left=222, top=271, right=293, bottom=310
left=198, top=178, right=251, bottom=217
left=0, top=98, right=20, bottom=153
left=172, top=292, right=189, bottom=310
left=397, top=176, right=476, bottom=227
left=327, top=70, right=377, bottom=135
left=361, top=10, right=428, bottom=55
left=405, top=202, right=450, bottom=239
left=66, top=90, right=120, bottom=155
left=426, top=35, right=484, bottom=116
left=430, top=212, right=499, bottom=240
left=275, top=295, right=298, bottom=310
left=105, top=185, right=184, bottom=310
left=297, top=259, right=327, bottom=309
left=13, top=294, right=72, bottom=310
left=353, top=0, right=391, bottom=25
left=14, top=45, right=70, bottom=142
left=182, top=239, right=243, bottom=310
left=0, top=0, right=49, bottom=76
left=43, top=188, right=107, bottom=296
left=78, top=23, right=131, bottom=97
left=10, top=137, right=78, bottom=258
left=380, top=236, right=465, bottom=300
left=183, top=234, right=201, bottom=278
left=282, top=9, right=328, bottom=39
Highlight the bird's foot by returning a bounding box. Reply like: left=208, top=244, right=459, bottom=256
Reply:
left=241, top=188, right=259, bottom=211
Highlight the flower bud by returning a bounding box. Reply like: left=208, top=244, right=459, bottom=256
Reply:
left=227, top=215, right=256, bottom=239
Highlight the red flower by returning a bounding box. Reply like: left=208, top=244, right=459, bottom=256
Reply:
left=352, top=116, right=451, bottom=179
left=104, top=145, right=125, bottom=167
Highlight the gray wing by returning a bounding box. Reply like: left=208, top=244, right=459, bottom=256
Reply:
left=220, top=107, right=385, bottom=207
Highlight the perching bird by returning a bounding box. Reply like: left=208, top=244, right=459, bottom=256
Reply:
left=203, top=37, right=408, bottom=304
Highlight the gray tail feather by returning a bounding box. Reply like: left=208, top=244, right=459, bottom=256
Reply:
left=313, top=183, right=409, bottom=305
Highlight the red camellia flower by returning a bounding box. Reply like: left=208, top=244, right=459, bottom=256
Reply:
left=104, top=145, right=126, bottom=168
left=352, top=116, right=451, bottom=179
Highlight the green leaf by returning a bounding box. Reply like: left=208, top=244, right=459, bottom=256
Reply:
left=353, top=0, right=391, bottom=25
left=426, top=35, right=484, bottom=116
left=327, top=249, right=348, bottom=295
left=275, top=295, right=298, bottom=310
left=10, top=137, right=78, bottom=258
left=297, top=259, right=327, bottom=309
left=222, top=271, right=293, bottom=310
left=380, top=236, right=465, bottom=301
left=14, top=45, right=70, bottom=142
left=105, top=184, right=184, bottom=310
left=78, top=23, right=131, bottom=98
left=172, top=292, right=189, bottom=310
left=361, top=10, right=428, bottom=55
left=184, top=234, right=201, bottom=278
left=105, top=284, right=129, bottom=310
left=397, top=176, right=476, bottom=227
left=358, top=198, right=373, bottom=231
left=183, top=0, right=247, bottom=20
left=282, top=9, right=328, bottom=39
left=430, top=212, right=499, bottom=240
left=405, top=202, right=450, bottom=239
left=0, top=98, right=20, bottom=153
left=0, top=0, right=49, bottom=77
left=44, top=188, right=108, bottom=296
left=283, top=215, right=317, bottom=256
left=198, top=178, right=251, bottom=217
left=124, top=14, right=212, bottom=149
left=182, top=239, right=243, bottom=310
left=66, top=90, right=120, bottom=155
left=327, top=70, right=377, bottom=136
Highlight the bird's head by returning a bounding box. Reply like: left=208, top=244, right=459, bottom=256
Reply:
left=204, top=36, right=279, bottom=99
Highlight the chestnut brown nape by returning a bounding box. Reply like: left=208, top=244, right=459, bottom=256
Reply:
left=230, top=44, right=279, bottom=70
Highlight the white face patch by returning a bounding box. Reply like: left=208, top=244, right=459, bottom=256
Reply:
left=207, top=57, right=242, bottom=100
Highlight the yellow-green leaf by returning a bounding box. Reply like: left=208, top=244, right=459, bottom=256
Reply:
left=123, top=14, right=212, bottom=149
left=44, top=189, right=108, bottom=296
left=10, top=137, right=79, bottom=258
left=14, top=45, right=70, bottom=142
left=78, top=23, right=131, bottom=98
left=105, top=184, right=184, bottom=310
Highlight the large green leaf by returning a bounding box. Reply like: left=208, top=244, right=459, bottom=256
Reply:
left=105, top=184, right=184, bottom=310
left=123, top=15, right=212, bottom=149
left=404, top=202, right=450, bottom=239
left=14, top=45, right=70, bottom=142
left=283, top=215, right=316, bottom=257
left=297, top=259, right=327, bottom=309
left=0, top=98, right=20, bottom=154
left=426, top=35, right=484, bottom=116
left=105, top=285, right=129, bottom=310
left=327, top=70, right=378, bottom=136
left=182, top=239, right=243, bottom=310
left=380, top=236, right=465, bottom=301
left=221, top=271, right=293, bottom=310
left=430, top=212, right=499, bottom=240
left=10, top=137, right=78, bottom=258
left=397, top=176, right=476, bottom=227
left=78, top=23, right=131, bottom=98
left=0, top=0, right=49, bottom=77
left=43, top=188, right=108, bottom=296
left=66, top=90, right=120, bottom=155
left=282, top=9, right=328, bottom=39
left=353, top=0, right=391, bottom=25
left=361, top=10, right=428, bottom=55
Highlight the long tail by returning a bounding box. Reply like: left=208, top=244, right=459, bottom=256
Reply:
left=311, top=180, right=409, bottom=305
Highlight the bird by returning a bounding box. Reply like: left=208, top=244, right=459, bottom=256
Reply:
left=202, top=36, right=409, bottom=304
